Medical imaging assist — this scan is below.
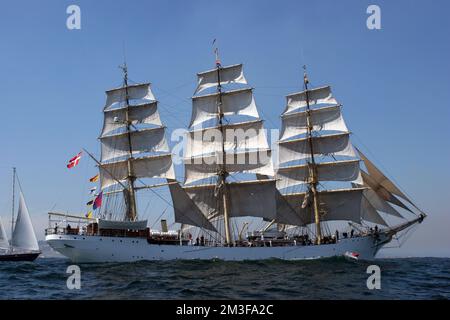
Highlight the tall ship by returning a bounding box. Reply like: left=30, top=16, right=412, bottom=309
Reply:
left=1, top=168, right=41, bottom=261
left=45, top=57, right=426, bottom=263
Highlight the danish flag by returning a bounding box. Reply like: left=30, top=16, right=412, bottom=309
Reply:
left=67, top=152, right=82, bottom=169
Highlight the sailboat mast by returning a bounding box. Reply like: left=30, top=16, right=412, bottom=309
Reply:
left=303, top=67, right=322, bottom=244
left=215, top=54, right=232, bottom=245
left=10, top=167, right=16, bottom=251
left=121, top=64, right=138, bottom=221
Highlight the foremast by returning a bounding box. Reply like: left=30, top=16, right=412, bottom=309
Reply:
left=275, top=69, right=426, bottom=239
left=303, top=68, right=322, bottom=244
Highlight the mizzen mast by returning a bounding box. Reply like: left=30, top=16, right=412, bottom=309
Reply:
left=214, top=49, right=232, bottom=245
left=120, top=63, right=138, bottom=221
left=303, top=67, right=322, bottom=244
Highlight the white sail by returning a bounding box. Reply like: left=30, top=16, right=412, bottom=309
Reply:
left=184, top=150, right=274, bottom=185
left=361, top=197, right=388, bottom=226
left=284, top=86, right=338, bottom=114
left=168, top=181, right=218, bottom=232
left=0, top=217, right=9, bottom=249
left=357, top=148, right=415, bottom=208
left=281, top=188, right=365, bottom=225
left=11, top=192, right=39, bottom=252
left=185, top=120, right=269, bottom=158
left=278, top=132, right=357, bottom=164
left=100, top=127, right=169, bottom=162
left=190, top=88, right=259, bottom=128
left=195, top=64, right=247, bottom=94
left=101, top=102, right=162, bottom=137
left=100, top=154, right=175, bottom=189
left=105, top=83, right=155, bottom=109
left=358, top=171, right=413, bottom=212
left=363, top=189, right=403, bottom=218
left=277, top=159, right=360, bottom=188
left=184, top=180, right=277, bottom=220
left=280, top=105, right=348, bottom=140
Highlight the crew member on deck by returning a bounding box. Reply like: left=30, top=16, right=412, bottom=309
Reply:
left=200, top=235, right=205, bottom=246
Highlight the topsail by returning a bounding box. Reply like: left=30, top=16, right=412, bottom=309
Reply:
left=194, top=64, right=247, bottom=94
left=99, top=81, right=176, bottom=193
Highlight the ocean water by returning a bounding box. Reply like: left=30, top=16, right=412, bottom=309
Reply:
left=0, top=244, right=449, bottom=300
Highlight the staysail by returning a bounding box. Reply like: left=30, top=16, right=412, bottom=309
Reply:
left=11, top=192, right=39, bottom=252
left=355, top=148, right=416, bottom=213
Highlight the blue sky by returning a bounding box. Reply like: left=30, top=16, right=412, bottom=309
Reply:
left=0, top=0, right=449, bottom=257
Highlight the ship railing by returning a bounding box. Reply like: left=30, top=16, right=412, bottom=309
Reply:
left=46, top=212, right=95, bottom=236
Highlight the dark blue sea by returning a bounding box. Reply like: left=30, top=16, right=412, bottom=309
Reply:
left=0, top=243, right=449, bottom=300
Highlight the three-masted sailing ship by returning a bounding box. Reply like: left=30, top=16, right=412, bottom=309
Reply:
left=1, top=168, right=40, bottom=261
left=45, top=58, right=426, bottom=263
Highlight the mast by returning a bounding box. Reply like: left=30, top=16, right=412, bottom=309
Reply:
left=10, top=167, right=16, bottom=252
left=215, top=51, right=232, bottom=245
left=303, top=66, right=322, bottom=244
left=120, top=63, right=138, bottom=221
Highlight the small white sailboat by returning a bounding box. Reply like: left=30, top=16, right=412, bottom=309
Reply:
left=0, top=168, right=40, bottom=262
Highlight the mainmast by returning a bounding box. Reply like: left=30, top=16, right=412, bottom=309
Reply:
left=10, top=167, right=16, bottom=252
left=303, top=67, right=322, bottom=244
left=120, top=63, right=138, bottom=221
left=215, top=50, right=232, bottom=245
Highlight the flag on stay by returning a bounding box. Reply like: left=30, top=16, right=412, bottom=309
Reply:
left=90, top=187, right=97, bottom=194
left=86, top=200, right=94, bottom=206
left=85, top=211, right=93, bottom=219
left=67, top=152, right=82, bottom=169
left=89, top=174, right=99, bottom=183
left=93, top=192, right=103, bottom=210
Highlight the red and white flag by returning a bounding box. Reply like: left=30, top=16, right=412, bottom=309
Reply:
left=67, top=152, right=82, bottom=169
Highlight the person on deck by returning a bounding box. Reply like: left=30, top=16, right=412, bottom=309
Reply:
left=195, top=237, right=199, bottom=246
left=350, top=229, right=354, bottom=238
left=335, top=230, right=339, bottom=242
left=200, top=235, right=205, bottom=246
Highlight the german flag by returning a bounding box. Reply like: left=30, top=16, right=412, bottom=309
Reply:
left=89, top=174, right=99, bottom=183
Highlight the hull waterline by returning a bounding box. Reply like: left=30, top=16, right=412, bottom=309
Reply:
left=46, top=233, right=390, bottom=263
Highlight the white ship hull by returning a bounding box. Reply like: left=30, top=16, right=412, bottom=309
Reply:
left=45, top=233, right=391, bottom=263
